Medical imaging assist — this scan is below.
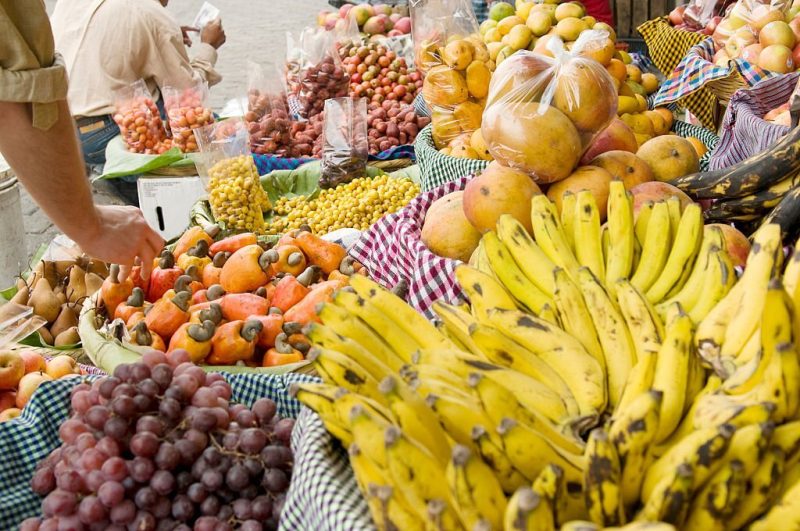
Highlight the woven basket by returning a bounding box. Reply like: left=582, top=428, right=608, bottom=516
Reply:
left=638, top=17, right=707, bottom=77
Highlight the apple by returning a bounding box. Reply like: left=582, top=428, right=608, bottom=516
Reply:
left=790, top=18, right=800, bottom=45
left=706, top=15, right=722, bottom=34
left=0, top=351, right=25, bottom=390
left=726, top=28, right=757, bottom=59
left=0, top=408, right=21, bottom=422
left=758, top=44, right=795, bottom=73
left=0, top=390, right=16, bottom=411
left=669, top=5, right=686, bottom=26
left=16, top=371, right=52, bottom=409
left=794, top=42, right=800, bottom=69
left=46, top=355, right=81, bottom=380
left=324, top=12, right=339, bottom=30
left=741, top=43, right=763, bottom=64
left=19, top=351, right=46, bottom=374
left=339, top=3, right=353, bottom=19
left=750, top=6, right=786, bottom=31
left=760, top=21, right=796, bottom=49
left=317, top=10, right=331, bottom=27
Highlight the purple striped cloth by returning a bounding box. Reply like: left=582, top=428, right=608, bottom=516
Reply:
left=708, top=72, right=798, bottom=171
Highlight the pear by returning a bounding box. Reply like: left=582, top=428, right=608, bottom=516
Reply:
left=67, top=265, right=87, bottom=303
left=56, top=292, right=67, bottom=305
left=9, top=284, right=29, bottom=306
left=39, top=326, right=54, bottom=345
left=50, top=304, right=79, bottom=339
left=54, top=326, right=80, bottom=347
left=29, top=278, right=61, bottom=323
left=84, top=272, right=104, bottom=297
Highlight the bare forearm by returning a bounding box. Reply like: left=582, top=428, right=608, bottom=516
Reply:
left=0, top=100, right=101, bottom=243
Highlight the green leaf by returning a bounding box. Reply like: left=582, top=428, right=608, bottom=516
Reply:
left=95, top=136, right=187, bottom=180
left=19, top=331, right=80, bottom=350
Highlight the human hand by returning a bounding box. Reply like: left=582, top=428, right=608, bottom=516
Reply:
left=181, top=26, right=199, bottom=47
left=76, top=205, right=164, bottom=282
left=200, top=18, right=226, bottom=49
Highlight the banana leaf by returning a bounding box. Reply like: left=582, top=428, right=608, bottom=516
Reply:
left=96, top=136, right=196, bottom=180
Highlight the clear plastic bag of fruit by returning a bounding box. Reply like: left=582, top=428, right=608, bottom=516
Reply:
left=243, top=61, right=296, bottom=157
left=711, top=0, right=791, bottom=51
left=683, top=0, right=734, bottom=30
left=320, top=97, right=369, bottom=189
left=112, top=79, right=169, bottom=154
left=411, top=0, right=493, bottom=148
left=162, top=80, right=215, bottom=153
left=285, top=27, right=350, bottom=120
left=481, top=30, right=618, bottom=184
left=194, top=118, right=272, bottom=232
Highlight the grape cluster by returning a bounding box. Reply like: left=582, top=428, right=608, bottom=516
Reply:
left=21, top=350, right=295, bottom=531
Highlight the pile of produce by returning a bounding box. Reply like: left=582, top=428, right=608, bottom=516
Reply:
left=270, top=174, right=419, bottom=234
left=294, top=182, right=800, bottom=530
left=100, top=226, right=360, bottom=369
left=0, top=353, right=84, bottom=423
left=112, top=89, right=172, bottom=155
left=667, top=1, right=730, bottom=35
left=671, top=123, right=800, bottom=241
left=163, top=84, right=215, bottom=153
left=317, top=3, right=410, bottom=37
left=285, top=43, right=349, bottom=120
left=4, top=256, right=109, bottom=347
left=365, top=100, right=430, bottom=155
left=206, top=155, right=273, bottom=233
left=710, top=0, right=800, bottom=73
left=21, top=355, right=295, bottom=530
left=340, top=42, right=422, bottom=105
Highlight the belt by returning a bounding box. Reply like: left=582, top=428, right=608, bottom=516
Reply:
left=75, top=114, right=114, bottom=134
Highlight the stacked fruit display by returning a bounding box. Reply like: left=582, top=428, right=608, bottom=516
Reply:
left=5, top=256, right=109, bottom=347
left=711, top=1, right=800, bottom=73
left=294, top=183, right=800, bottom=530
left=269, top=174, right=420, bottom=234
left=206, top=155, right=272, bottom=233
left=0, top=352, right=83, bottom=423
left=340, top=42, right=422, bottom=105
left=100, top=226, right=359, bottom=369
left=285, top=53, right=349, bottom=120
left=112, top=94, right=172, bottom=155
left=21, top=355, right=295, bottom=530
left=243, top=90, right=300, bottom=158
left=317, top=3, right=411, bottom=37
left=163, top=86, right=215, bottom=153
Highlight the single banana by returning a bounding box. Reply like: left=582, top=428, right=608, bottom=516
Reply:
left=379, top=376, right=452, bottom=467
left=745, top=467, right=800, bottom=531
left=467, top=372, right=585, bottom=456
left=646, top=204, right=703, bottom=303
left=651, top=306, right=693, bottom=443
left=652, top=376, right=722, bottom=458
left=290, top=383, right=354, bottom=446
left=783, top=245, right=800, bottom=297
left=630, top=201, right=672, bottom=293
left=530, top=194, right=582, bottom=281
left=609, top=390, right=662, bottom=510
left=468, top=323, right=580, bottom=414
left=446, top=444, right=507, bottom=530
left=606, top=523, right=676, bottom=531
left=348, top=404, right=394, bottom=468
left=305, top=323, right=397, bottom=381
left=333, top=289, right=422, bottom=363
left=349, top=445, right=393, bottom=531
left=308, top=347, right=387, bottom=406
left=616, top=278, right=664, bottom=357
left=615, top=347, right=658, bottom=417
left=316, top=301, right=405, bottom=372
left=579, top=267, right=635, bottom=409
left=657, top=226, right=724, bottom=314
left=496, top=214, right=557, bottom=297
left=558, top=522, right=598, bottom=531
left=455, top=265, right=517, bottom=324
left=411, top=348, right=482, bottom=379
left=686, top=248, right=735, bottom=326
left=636, top=463, right=694, bottom=525
left=773, top=420, right=800, bottom=468
left=641, top=423, right=735, bottom=502
left=605, top=181, right=635, bottom=290
left=682, top=459, right=746, bottom=531
left=349, top=274, right=455, bottom=351
left=561, top=190, right=578, bottom=253
left=634, top=201, right=654, bottom=248
left=584, top=428, right=624, bottom=526
left=719, top=422, right=775, bottom=479
left=425, top=392, right=495, bottom=453
left=483, top=231, right=554, bottom=314
left=486, top=308, right=606, bottom=416
left=553, top=267, right=605, bottom=371
left=401, top=364, right=475, bottom=402
left=574, top=190, right=606, bottom=281
left=690, top=394, right=775, bottom=430
left=473, top=238, right=495, bottom=277
left=504, top=487, right=556, bottom=531
left=538, top=302, right=561, bottom=327
left=431, top=301, right=485, bottom=358
left=665, top=197, right=682, bottom=243
left=471, top=425, right=529, bottom=494
left=725, top=446, right=785, bottom=530
left=368, top=484, right=425, bottom=531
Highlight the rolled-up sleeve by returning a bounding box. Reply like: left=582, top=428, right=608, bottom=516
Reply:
left=0, top=0, right=69, bottom=129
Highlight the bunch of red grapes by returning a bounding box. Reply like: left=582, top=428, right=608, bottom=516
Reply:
left=22, top=350, right=295, bottom=531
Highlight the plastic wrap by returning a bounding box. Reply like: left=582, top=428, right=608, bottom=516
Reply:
left=162, top=81, right=215, bottom=153
left=411, top=0, right=492, bottom=149
left=194, top=118, right=272, bottom=232
left=285, top=28, right=350, bottom=120
left=712, top=0, right=792, bottom=52
left=683, top=0, right=736, bottom=30
left=320, top=97, right=369, bottom=189
left=112, top=79, right=169, bottom=154
left=243, top=61, right=295, bottom=157
left=482, top=31, right=618, bottom=184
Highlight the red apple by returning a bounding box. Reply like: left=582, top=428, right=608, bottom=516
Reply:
left=669, top=5, right=686, bottom=26
left=0, top=408, right=21, bottom=422
left=46, top=355, right=81, bottom=380
left=19, top=351, right=47, bottom=374
left=793, top=42, right=800, bottom=70
left=707, top=223, right=751, bottom=268
left=706, top=15, right=722, bottom=34
left=0, top=351, right=25, bottom=390
left=790, top=18, right=800, bottom=44
left=16, top=371, right=52, bottom=409
left=758, top=44, right=795, bottom=73
left=0, top=390, right=16, bottom=411
left=741, top=43, right=763, bottom=64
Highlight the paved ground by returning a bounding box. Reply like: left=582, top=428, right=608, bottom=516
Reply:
left=18, top=0, right=329, bottom=259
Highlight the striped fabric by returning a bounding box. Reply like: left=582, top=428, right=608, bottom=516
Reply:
left=709, top=73, right=799, bottom=171
left=415, top=124, right=489, bottom=191
left=472, top=0, right=489, bottom=22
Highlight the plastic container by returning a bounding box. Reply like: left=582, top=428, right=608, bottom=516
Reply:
left=0, top=156, right=26, bottom=289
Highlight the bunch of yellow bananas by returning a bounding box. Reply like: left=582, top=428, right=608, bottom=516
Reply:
left=291, top=182, right=800, bottom=530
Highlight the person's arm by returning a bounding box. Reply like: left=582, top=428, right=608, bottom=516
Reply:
left=0, top=99, right=164, bottom=278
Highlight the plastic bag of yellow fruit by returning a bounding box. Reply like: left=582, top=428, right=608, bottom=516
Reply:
left=481, top=29, right=618, bottom=184
left=194, top=118, right=272, bottom=233
left=411, top=0, right=495, bottom=148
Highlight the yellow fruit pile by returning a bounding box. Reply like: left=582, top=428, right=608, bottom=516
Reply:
left=294, top=183, right=800, bottom=530
left=268, top=175, right=419, bottom=235
left=207, top=154, right=271, bottom=232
